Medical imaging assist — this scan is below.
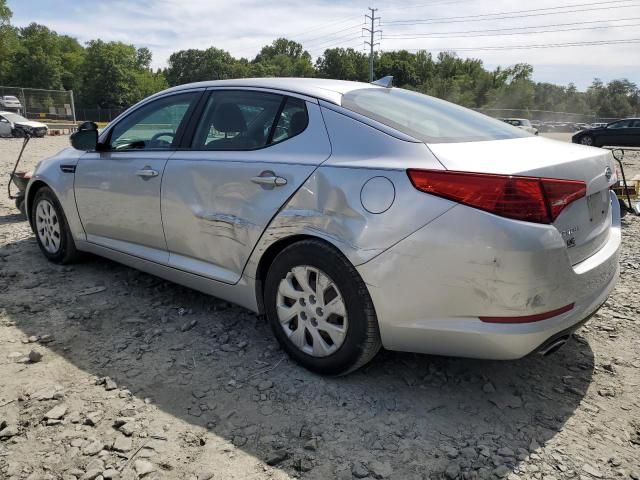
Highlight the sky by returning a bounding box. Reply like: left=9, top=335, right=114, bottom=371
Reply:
left=8, top=0, right=640, bottom=90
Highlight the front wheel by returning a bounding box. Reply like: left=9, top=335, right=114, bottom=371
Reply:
left=31, top=186, right=80, bottom=264
left=264, top=239, right=381, bottom=375
left=580, top=135, right=594, bottom=146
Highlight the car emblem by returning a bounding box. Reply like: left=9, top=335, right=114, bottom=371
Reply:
left=605, top=166, right=613, bottom=181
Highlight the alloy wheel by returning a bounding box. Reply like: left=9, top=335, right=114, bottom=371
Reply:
left=35, top=199, right=61, bottom=254
left=581, top=136, right=593, bottom=146
left=276, top=265, right=348, bottom=357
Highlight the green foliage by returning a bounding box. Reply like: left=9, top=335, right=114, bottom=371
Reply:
left=315, top=48, right=368, bottom=81
left=164, top=47, right=236, bottom=86
left=80, top=40, right=165, bottom=107
left=0, top=8, right=637, bottom=117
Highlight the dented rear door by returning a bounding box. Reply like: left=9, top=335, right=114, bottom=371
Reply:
left=162, top=90, right=330, bottom=284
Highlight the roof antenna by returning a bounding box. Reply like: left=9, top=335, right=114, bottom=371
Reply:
left=371, top=76, right=393, bottom=88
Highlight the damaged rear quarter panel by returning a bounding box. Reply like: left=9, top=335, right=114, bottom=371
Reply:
left=245, top=107, right=455, bottom=279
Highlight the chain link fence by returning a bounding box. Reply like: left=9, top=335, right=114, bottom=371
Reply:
left=475, top=108, right=596, bottom=124
left=75, top=107, right=125, bottom=123
left=0, top=86, right=76, bottom=122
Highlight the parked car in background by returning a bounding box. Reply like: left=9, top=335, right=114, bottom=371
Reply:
left=0, top=111, right=48, bottom=138
left=25, top=78, right=620, bottom=374
left=536, top=122, right=556, bottom=133
left=499, top=118, right=539, bottom=135
left=591, top=122, right=608, bottom=129
left=0, top=95, right=22, bottom=112
left=572, top=118, right=640, bottom=147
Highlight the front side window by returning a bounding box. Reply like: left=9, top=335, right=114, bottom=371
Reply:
left=108, top=92, right=199, bottom=150
left=342, top=87, right=530, bottom=144
left=192, top=91, right=308, bottom=150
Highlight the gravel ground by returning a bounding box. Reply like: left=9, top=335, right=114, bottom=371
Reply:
left=1, top=135, right=639, bottom=480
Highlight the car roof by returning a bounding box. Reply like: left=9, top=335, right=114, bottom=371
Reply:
left=159, top=77, right=379, bottom=105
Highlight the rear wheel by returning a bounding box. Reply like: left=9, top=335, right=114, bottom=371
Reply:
left=264, top=239, right=381, bottom=375
left=32, top=186, right=80, bottom=264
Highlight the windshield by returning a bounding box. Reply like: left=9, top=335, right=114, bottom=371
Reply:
left=2, top=112, right=28, bottom=123
left=341, top=87, right=530, bottom=144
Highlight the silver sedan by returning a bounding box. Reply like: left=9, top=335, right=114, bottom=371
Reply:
left=25, top=78, right=620, bottom=374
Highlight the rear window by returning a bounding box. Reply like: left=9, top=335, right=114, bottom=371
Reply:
left=341, top=87, right=529, bottom=144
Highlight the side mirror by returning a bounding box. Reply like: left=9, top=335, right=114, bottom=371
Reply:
left=70, top=121, right=99, bottom=151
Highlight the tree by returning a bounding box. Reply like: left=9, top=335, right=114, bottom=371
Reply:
left=81, top=40, right=160, bottom=107
left=165, top=47, right=235, bottom=86
left=252, top=38, right=314, bottom=78
left=375, top=50, right=418, bottom=87
left=254, top=38, right=309, bottom=63
left=0, top=0, right=17, bottom=85
left=7, top=23, right=65, bottom=89
left=315, top=48, right=368, bottom=81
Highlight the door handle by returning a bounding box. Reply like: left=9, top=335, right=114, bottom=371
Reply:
left=136, top=168, right=159, bottom=178
left=251, top=171, right=287, bottom=188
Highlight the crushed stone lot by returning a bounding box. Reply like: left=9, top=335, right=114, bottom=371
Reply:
left=1, top=135, right=639, bottom=480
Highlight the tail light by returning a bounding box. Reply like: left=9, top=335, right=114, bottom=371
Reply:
left=407, top=169, right=586, bottom=224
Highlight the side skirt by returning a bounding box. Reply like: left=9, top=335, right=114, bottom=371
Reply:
left=76, top=240, right=259, bottom=313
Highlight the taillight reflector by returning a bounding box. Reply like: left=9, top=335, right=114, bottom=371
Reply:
left=479, top=303, right=574, bottom=323
left=407, top=169, right=586, bottom=224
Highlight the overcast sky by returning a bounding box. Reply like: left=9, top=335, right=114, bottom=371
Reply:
left=9, top=0, right=640, bottom=90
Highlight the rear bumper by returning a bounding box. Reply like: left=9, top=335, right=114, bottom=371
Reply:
left=357, top=191, right=621, bottom=359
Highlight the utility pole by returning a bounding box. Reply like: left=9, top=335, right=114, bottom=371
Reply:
left=363, top=7, right=381, bottom=82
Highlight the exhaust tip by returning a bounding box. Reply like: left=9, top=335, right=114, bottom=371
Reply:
left=538, top=335, right=570, bottom=356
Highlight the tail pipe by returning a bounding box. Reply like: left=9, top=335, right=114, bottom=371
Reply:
left=537, top=335, right=571, bottom=356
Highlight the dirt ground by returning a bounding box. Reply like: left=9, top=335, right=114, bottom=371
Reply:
left=1, top=134, right=639, bottom=480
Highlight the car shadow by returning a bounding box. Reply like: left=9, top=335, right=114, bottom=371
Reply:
left=0, top=235, right=595, bottom=479
left=0, top=212, right=26, bottom=225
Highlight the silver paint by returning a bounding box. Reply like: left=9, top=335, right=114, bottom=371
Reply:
left=25, top=77, right=621, bottom=362
left=360, top=176, right=395, bottom=214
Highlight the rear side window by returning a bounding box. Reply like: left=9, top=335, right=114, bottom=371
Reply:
left=272, top=97, right=308, bottom=143
left=342, top=88, right=529, bottom=144
left=192, top=91, right=308, bottom=150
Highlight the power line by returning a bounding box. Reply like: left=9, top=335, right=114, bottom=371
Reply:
left=295, top=23, right=364, bottom=47
left=232, top=14, right=362, bottom=57
left=307, top=38, right=366, bottom=57
left=381, top=16, right=640, bottom=38
left=383, top=0, right=640, bottom=25
left=382, top=20, right=640, bottom=39
left=305, top=31, right=365, bottom=52
left=286, top=15, right=363, bottom=40
left=388, top=38, right=640, bottom=52
left=383, top=0, right=476, bottom=12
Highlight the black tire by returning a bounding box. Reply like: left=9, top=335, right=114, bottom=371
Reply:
left=15, top=196, right=26, bottom=217
left=619, top=198, right=629, bottom=218
left=31, top=186, right=80, bottom=264
left=264, top=239, right=381, bottom=375
left=580, top=135, right=594, bottom=146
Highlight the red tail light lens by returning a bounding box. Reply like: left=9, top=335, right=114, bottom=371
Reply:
left=407, top=169, right=586, bottom=224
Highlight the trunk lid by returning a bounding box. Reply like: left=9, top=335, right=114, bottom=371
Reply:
left=427, top=136, right=616, bottom=265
